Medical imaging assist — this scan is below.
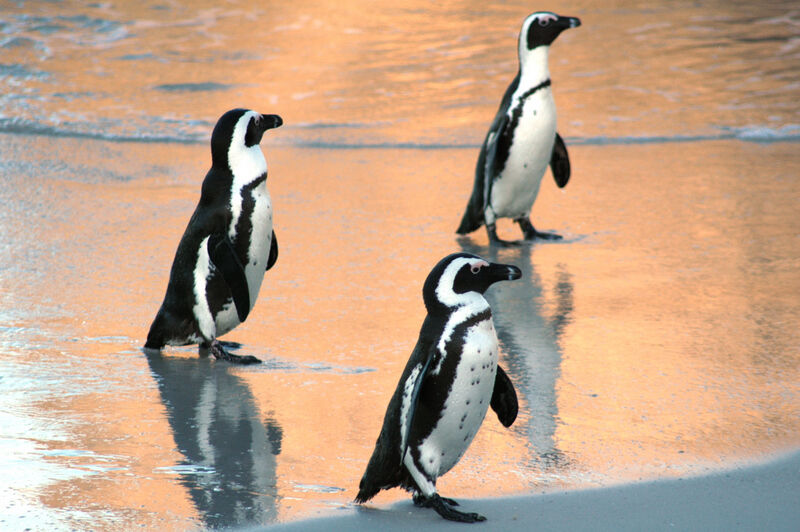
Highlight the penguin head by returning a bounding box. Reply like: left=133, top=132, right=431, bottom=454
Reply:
left=210, top=108, right=283, bottom=171
left=423, top=253, right=522, bottom=314
left=519, top=12, right=581, bottom=53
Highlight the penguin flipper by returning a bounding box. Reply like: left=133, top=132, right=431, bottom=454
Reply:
left=485, top=70, right=521, bottom=185
left=490, top=364, right=518, bottom=427
left=208, top=233, right=250, bottom=323
left=550, top=132, right=571, bottom=189
left=457, top=73, right=519, bottom=235
left=485, top=112, right=512, bottom=182
left=266, top=230, right=278, bottom=271
left=400, top=340, right=436, bottom=462
left=456, top=114, right=511, bottom=234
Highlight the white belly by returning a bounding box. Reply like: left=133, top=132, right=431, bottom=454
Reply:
left=214, top=182, right=273, bottom=335
left=192, top=236, right=216, bottom=342
left=417, top=319, right=499, bottom=477
left=490, top=91, right=557, bottom=219
left=244, top=183, right=273, bottom=302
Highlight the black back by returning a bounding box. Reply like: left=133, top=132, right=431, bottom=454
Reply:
left=355, top=315, right=444, bottom=502
left=145, top=166, right=237, bottom=348
left=145, top=110, right=253, bottom=348
left=456, top=75, right=520, bottom=234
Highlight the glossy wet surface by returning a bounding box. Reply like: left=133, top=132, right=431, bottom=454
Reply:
left=1, top=1, right=799, bottom=530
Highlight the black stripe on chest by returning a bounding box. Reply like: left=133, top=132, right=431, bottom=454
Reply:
left=232, top=172, right=267, bottom=260
left=205, top=172, right=266, bottom=318
left=411, top=309, right=493, bottom=440
left=518, top=78, right=551, bottom=100
left=491, top=78, right=552, bottom=178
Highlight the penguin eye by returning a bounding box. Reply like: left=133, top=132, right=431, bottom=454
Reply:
left=538, top=18, right=550, bottom=27
left=470, top=265, right=482, bottom=274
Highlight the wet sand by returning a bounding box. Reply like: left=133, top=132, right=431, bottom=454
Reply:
left=1, top=132, right=798, bottom=529
left=260, top=450, right=800, bottom=531
left=2, top=2, right=799, bottom=529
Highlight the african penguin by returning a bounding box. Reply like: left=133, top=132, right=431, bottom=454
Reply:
left=457, top=12, right=581, bottom=245
left=145, top=108, right=282, bottom=364
left=356, top=253, right=521, bottom=522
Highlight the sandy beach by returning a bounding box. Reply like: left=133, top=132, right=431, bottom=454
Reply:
left=3, top=134, right=797, bottom=530
left=260, top=450, right=800, bottom=531
left=1, top=1, right=798, bottom=530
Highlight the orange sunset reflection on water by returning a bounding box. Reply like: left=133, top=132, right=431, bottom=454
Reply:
left=0, top=0, right=799, bottom=529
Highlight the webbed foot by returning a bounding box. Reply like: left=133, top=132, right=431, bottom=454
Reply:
left=414, top=494, right=485, bottom=523
left=207, top=340, right=261, bottom=364
left=413, top=493, right=460, bottom=507
left=486, top=224, right=522, bottom=247
left=516, top=217, right=562, bottom=241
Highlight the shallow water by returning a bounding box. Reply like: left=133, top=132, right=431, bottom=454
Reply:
left=1, top=1, right=799, bottom=530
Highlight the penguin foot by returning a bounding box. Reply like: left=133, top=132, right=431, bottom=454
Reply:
left=217, top=340, right=244, bottom=350
left=413, top=493, right=460, bottom=507
left=516, top=218, right=563, bottom=241
left=441, top=496, right=460, bottom=507
left=486, top=224, right=521, bottom=247
left=528, top=230, right=562, bottom=241
left=495, top=238, right=523, bottom=247
left=208, top=340, right=261, bottom=364
left=414, top=494, right=485, bottom=523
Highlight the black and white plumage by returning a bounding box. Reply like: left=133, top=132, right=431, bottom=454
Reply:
left=356, top=253, right=521, bottom=523
left=457, top=12, right=581, bottom=245
left=145, top=108, right=283, bottom=364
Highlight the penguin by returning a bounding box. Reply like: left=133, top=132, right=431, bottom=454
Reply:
left=145, top=108, right=283, bottom=364
left=356, top=253, right=521, bottom=522
left=457, top=12, right=581, bottom=245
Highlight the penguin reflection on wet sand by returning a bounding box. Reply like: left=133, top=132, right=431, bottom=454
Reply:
left=144, top=350, right=283, bottom=527
left=457, top=12, right=581, bottom=245
left=145, top=108, right=282, bottom=364
left=356, top=253, right=521, bottom=522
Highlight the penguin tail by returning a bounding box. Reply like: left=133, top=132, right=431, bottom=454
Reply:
left=456, top=207, right=483, bottom=234
left=143, top=338, right=162, bottom=350
left=144, top=309, right=172, bottom=350
left=355, top=437, right=402, bottom=504
left=144, top=327, right=165, bottom=351
left=354, top=456, right=386, bottom=503
left=456, top=148, right=488, bottom=235
left=354, top=482, right=376, bottom=504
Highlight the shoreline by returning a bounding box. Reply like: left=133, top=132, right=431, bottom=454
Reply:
left=258, top=449, right=800, bottom=531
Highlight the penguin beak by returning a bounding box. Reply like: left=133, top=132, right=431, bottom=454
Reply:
left=561, top=16, right=581, bottom=29
left=259, top=114, right=283, bottom=131
left=488, top=262, right=522, bottom=284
